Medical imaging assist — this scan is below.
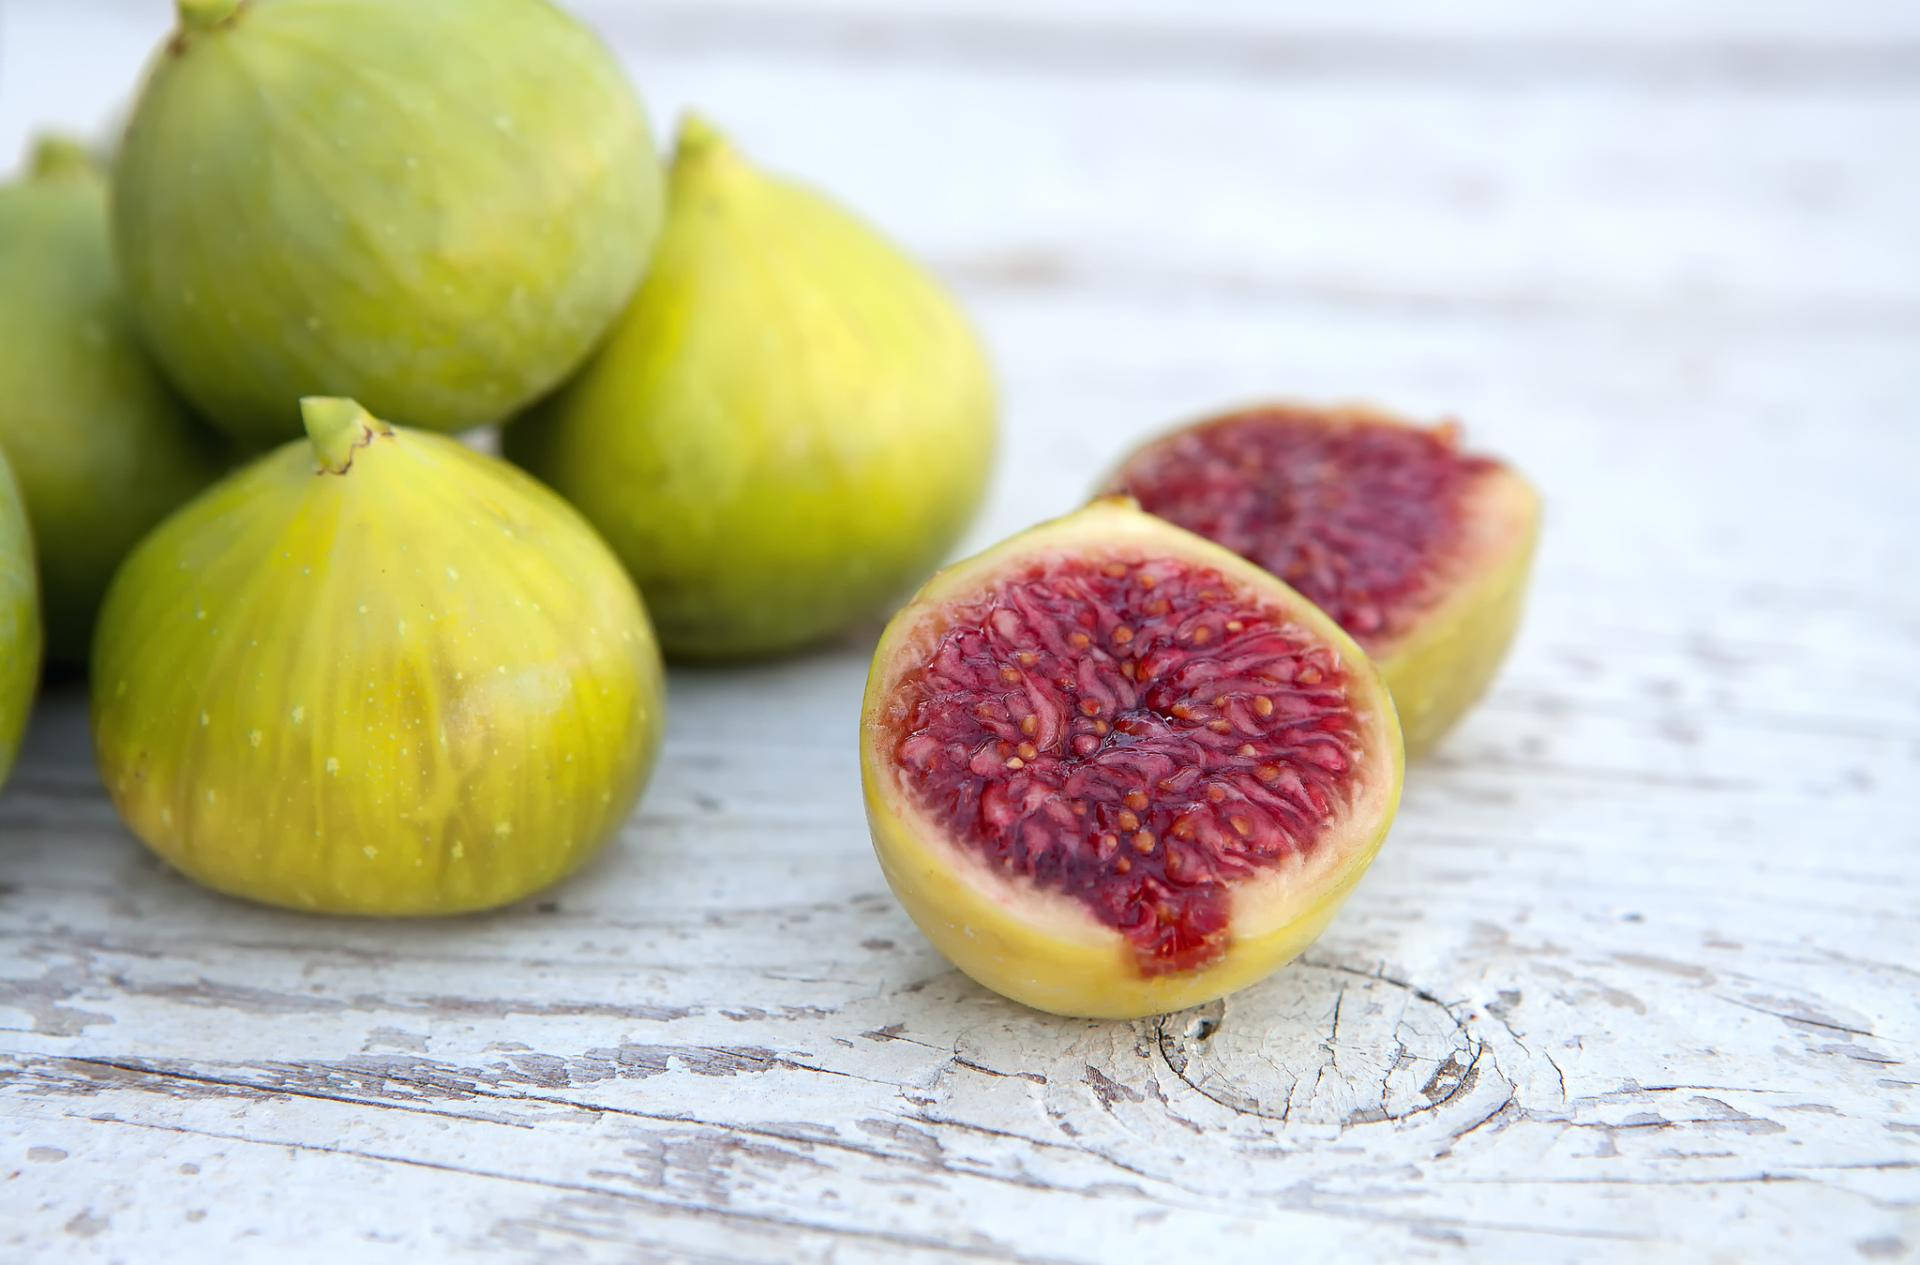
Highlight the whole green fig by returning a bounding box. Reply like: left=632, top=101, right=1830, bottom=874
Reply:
left=506, top=116, right=997, bottom=661
left=92, top=398, right=665, bottom=915
left=0, top=138, right=225, bottom=662
left=113, top=0, right=664, bottom=444
left=0, top=447, right=40, bottom=791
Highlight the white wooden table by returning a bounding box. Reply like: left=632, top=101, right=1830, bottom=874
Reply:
left=3, top=2, right=1916, bottom=1260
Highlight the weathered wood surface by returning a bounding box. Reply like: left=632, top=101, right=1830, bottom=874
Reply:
left=2, top=2, right=1916, bottom=1260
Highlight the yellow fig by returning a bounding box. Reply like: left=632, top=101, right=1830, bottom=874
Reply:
left=113, top=0, right=664, bottom=443
left=0, top=137, right=226, bottom=661
left=92, top=398, right=664, bottom=914
left=0, top=446, right=40, bottom=791
left=507, top=116, right=997, bottom=661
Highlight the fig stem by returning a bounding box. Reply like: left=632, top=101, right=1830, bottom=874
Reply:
left=673, top=113, right=737, bottom=170
left=301, top=397, right=388, bottom=474
left=177, top=0, right=243, bottom=32
left=27, top=136, right=94, bottom=182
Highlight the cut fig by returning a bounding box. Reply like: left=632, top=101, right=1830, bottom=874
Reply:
left=860, top=499, right=1402, bottom=1018
left=1104, top=403, right=1540, bottom=757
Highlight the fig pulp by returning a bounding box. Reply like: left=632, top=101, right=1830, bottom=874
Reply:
left=507, top=116, right=996, bottom=661
left=113, top=0, right=664, bottom=443
left=92, top=398, right=664, bottom=914
left=1106, top=404, right=1540, bottom=756
left=862, top=500, right=1403, bottom=1018
left=0, top=447, right=40, bottom=791
left=0, top=138, right=225, bottom=662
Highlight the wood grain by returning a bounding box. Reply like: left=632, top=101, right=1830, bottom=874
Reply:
left=1, top=1, right=1916, bottom=1260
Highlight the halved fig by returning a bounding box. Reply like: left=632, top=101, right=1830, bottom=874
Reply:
left=860, top=499, right=1403, bottom=1018
left=1104, top=403, right=1540, bottom=756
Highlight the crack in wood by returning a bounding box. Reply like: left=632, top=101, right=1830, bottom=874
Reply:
left=1151, top=963, right=1495, bottom=1127
left=950, top=1055, right=1046, bottom=1085
left=1717, top=995, right=1883, bottom=1040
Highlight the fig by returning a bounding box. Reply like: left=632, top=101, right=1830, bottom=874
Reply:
left=91, top=397, right=664, bottom=915
left=861, top=499, right=1403, bottom=1018
left=0, top=137, right=226, bottom=662
left=113, top=0, right=664, bottom=443
left=506, top=116, right=996, bottom=661
left=0, top=447, right=40, bottom=791
left=1105, top=403, right=1540, bottom=757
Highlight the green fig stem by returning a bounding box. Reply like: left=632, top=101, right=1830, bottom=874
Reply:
left=27, top=136, right=95, bottom=182
left=675, top=113, right=727, bottom=155
left=302, top=397, right=389, bottom=474
left=178, top=0, right=243, bottom=32
left=673, top=113, right=745, bottom=177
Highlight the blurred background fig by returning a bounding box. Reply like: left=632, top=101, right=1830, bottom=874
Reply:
left=112, top=0, right=665, bottom=444
left=91, top=398, right=665, bottom=915
left=0, top=137, right=226, bottom=663
left=0, top=448, right=41, bottom=792
left=506, top=116, right=996, bottom=661
left=1105, top=403, right=1539, bottom=756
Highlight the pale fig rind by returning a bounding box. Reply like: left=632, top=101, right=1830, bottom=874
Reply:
left=113, top=0, right=664, bottom=442
left=0, top=446, right=41, bottom=791
left=0, top=137, right=225, bottom=661
left=1105, top=401, right=1541, bottom=758
left=507, top=115, right=997, bottom=661
left=860, top=499, right=1404, bottom=1019
left=1375, top=464, right=1538, bottom=756
left=91, top=398, right=665, bottom=915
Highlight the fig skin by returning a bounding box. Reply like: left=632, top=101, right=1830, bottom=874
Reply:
left=0, top=138, right=226, bottom=663
left=1105, top=403, right=1541, bottom=758
left=91, top=398, right=665, bottom=915
left=0, top=447, right=41, bottom=791
left=506, top=116, right=997, bottom=661
left=1377, top=490, right=1537, bottom=757
left=860, top=499, right=1403, bottom=1019
left=113, top=0, right=664, bottom=444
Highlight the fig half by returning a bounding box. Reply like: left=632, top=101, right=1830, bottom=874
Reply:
left=1105, top=403, right=1540, bottom=757
left=92, top=398, right=664, bottom=914
left=0, top=446, right=40, bottom=791
left=861, top=499, right=1402, bottom=1018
